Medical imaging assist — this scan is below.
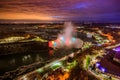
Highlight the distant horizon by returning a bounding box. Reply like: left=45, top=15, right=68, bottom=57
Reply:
left=0, top=19, right=120, bottom=24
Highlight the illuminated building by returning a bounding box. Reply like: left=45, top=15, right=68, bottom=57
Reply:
left=113, top=46, right=120, bottom=63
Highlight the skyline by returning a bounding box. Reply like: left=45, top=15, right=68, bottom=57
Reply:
left=0, top=0, right=120, bottom=22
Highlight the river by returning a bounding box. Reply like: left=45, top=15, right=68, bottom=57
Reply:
left=0, top=50, right=50, bottom=76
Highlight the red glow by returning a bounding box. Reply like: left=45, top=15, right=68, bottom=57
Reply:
left=66, top=38, right=69, bottom=46
left=48, top=41, right=52, bottom=47
left=49, top=50, right=53, bottom=56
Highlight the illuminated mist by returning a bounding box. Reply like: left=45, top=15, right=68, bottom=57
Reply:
left=49, top=22, right=83, bottom=49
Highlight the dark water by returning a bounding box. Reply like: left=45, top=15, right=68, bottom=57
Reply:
left=0, top=50, right=50, bottom=75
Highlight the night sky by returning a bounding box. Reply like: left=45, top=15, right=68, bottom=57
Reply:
left=0, top=0, right=120, bottom=22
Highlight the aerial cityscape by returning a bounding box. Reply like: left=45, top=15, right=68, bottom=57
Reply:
left=0, top=0, right=120, bottom=80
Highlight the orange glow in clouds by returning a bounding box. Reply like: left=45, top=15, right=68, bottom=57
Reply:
left=0, top=12, right=54, bottom=20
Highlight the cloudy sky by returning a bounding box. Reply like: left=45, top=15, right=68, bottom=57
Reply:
left=0, top=0, right=120, bottom=22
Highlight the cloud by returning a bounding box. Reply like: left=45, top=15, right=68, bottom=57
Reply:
left=0, top=0, right=120, bottom=22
